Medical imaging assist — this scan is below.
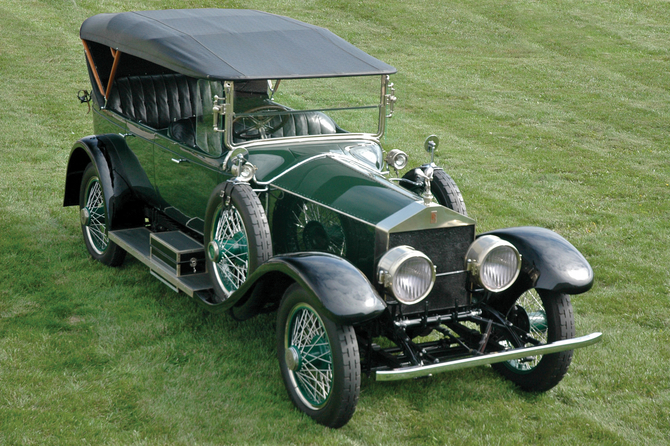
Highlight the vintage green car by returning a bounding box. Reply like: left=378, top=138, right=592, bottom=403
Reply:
left=65, top=9, right=602, bottom=428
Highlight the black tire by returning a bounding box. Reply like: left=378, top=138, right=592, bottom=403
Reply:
left=204, top=182, right=272, bottom=303
left=402, top=168, right=467, bottom=216
left=79, top=163, right=126, bottom=266
left=490, top=289, right=575, bottom=392
left=277, top=283, right=360, bottom=428
left=273, top=195, right=348, bottom=257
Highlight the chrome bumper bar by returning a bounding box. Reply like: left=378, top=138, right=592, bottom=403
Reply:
left=375, top=332, right=603, bottom=381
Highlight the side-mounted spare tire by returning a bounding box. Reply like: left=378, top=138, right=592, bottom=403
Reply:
left=402, top=168, right=467, bottom=216
left=204, top=182, right=272, bottom=303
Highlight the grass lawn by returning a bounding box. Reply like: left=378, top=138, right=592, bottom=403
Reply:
left=0, top=0, right=668, bottom=444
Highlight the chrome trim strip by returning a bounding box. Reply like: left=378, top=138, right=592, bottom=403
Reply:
left=254, top=153, right=332, bottom=185
left=150, top=270, right=179, bottom=293
left=235, top=105, right=379, bottom=117
left=374, top=332, right=603, bottom=381
left=231, top=132, right=383, bottom=152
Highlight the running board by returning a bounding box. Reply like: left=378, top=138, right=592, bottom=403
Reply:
left=109, top=228, right=213, bottom=298
left=375, top=332, right=603, bottom=381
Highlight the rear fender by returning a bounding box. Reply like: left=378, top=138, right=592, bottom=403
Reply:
left=202, top=253, right=387, bottom=324
left=64, top=134, right=150, bottom=230
left=482, top=226, right=594, bottom=295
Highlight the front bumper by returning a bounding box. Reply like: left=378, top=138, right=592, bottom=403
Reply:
left=375, top=332, right=603, bottom=381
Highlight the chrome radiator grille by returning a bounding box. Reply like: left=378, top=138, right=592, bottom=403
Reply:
left=388, top=224, right=474, bottom=314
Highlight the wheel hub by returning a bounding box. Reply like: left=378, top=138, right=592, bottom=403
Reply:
left=80, top=207, right=91, bottom=226
left=285, top=346, right=302, bottom=372
left=208, top=231, right=248, bottom=264
left=303, top=221, right=329, bottom=251
left=527, top=311, right=547, bottom=332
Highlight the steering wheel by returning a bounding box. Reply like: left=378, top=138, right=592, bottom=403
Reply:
left=233, top=105, right=289, bottom=140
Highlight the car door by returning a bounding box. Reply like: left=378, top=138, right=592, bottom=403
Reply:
left=154, top=133, right=224, bottom=235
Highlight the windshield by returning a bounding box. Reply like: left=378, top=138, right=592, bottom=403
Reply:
left=225, top=76, right=386, bottom=146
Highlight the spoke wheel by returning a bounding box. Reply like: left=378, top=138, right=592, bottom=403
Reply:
left=204, top=183, right=272, bottom=303
left=490, top=289, right=575, bottom=391
left=277, top=284, right=360, bottom=428
left=273, top=196, right=354, bottom=259
left=275, top=198, right=347, bottom=256
left=78, top=164, right=125, bottom=266
left=286, top=304, right=333, bottom=408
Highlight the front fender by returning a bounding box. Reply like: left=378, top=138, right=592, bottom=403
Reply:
left=200, top=253, right=387, bottom=325
left=482, top=226, right=594, bottom=295
left=64, top=134, right=151, bottom=230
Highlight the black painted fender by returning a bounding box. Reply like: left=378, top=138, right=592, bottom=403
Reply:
left=63, top=134, right=152, bottom=230
left=481, top=226, right=594, bottom=295
left=199, top=252, right=387, bottom=325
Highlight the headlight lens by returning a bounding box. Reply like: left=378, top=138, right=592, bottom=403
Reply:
left=231, top=161, right=257, bottom=182
left=385, top=149, right=408, bottom=171
left=377, top=246, right=435, bottom=305
left=465, top=235, right=521, bottom=292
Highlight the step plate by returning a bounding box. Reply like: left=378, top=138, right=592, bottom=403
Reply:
left=109, top=228, right=212, bottom=297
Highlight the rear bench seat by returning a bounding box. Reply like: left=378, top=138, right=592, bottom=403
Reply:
left=106, top=74, right=200, bottom=130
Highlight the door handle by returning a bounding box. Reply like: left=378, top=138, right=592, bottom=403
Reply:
left=171, top=158, right=190, bottom=164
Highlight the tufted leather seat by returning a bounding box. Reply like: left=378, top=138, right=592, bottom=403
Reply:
left=270, top=111, right=340, bottom=138
left=107, top=74, right=199, bottom=130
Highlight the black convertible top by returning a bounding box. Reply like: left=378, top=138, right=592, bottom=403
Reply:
left=80, top=9, right=396, bottom=80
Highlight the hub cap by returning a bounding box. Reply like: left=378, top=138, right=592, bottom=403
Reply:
left=285, top=346, right=302, bottom=372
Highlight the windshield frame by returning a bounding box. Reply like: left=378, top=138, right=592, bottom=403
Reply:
left=223, top=75, right=392, bottom=150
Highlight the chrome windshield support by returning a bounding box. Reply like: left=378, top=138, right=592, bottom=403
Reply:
left=385, top=80, right=396, bottom=118
left=224, top=81, right=235, bottom=149
left=377, top=75, right=389, bottom=137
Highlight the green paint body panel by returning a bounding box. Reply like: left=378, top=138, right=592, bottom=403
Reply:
left=257, top=145, right=418, bottom=226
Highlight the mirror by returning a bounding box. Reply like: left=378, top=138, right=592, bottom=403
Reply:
left=424, top=134, right=439, bottom=164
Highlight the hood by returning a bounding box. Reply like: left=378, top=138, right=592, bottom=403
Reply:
left=270, top=152, right=418, bottom=225
left=249, top=143, right=473, bottom=228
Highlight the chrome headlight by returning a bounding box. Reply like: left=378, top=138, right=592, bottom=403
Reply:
left=385, top=149, right=408, bottom=171
left=377, top=246, right=435, bottom=305
left=465, top=235, right=521, bottom=292
left=231, top=160, right=257, bottom=182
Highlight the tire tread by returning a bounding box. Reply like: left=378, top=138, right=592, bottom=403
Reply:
left=492, top=290, right=575, bottom=392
